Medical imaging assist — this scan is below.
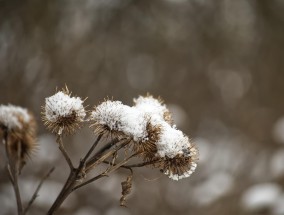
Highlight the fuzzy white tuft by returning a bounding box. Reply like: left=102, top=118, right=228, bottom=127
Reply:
left=45, top=91, right=86, bottom=122
left=90, top=101, right=149, bottom=142
left=156, top=123, right=190, bottom=158
left=134, top=95, right=168, bottom=121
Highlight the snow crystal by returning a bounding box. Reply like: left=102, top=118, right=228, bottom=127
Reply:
left=45, top=91, right=86, bottom=122
left=0, top=104, right=31, bottom=129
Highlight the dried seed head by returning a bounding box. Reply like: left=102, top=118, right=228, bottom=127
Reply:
left=132, top=121, right=161, bottom=162
left=0, top=104, right=32, bottom=130
left=42, top=87, right=86, bottom=135
left=133, top=94, right=173, bottom=125
left=155, top=123, right=190, bottom=158
left=161, top=145, right=198, bottom=181
left=89, top=100, right=127, bottom=138
left=0, top=105, right=37, bottom=168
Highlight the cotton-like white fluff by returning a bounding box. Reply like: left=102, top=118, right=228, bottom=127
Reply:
left=134, top=96, right=168, bottom=120
left=165, top=162, right=197, bottom=181
left=91, top=101, right=149, bottom=142
left=45, top=91, right=86, bottom=122
left=156, top=122, right=190, bottom=158
left=0, top=104, right=31, bottom=129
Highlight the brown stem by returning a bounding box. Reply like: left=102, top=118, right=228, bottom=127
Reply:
left=56, top=135, right=74, bottom=170
left=85, top=139, right=130, bottom=173
left=13, top=142, right=23, bottom=215
left=23, top=167, right=55, bottom=215
left=3, top=129, right=23, bottom=215
left=48, top=137, right=132, bottom=214
left=74, top=153, right=138, bottom=191
left=81, top=134, right=103, bottom=164
left=48, top=135, right=104, bottom=214
left=47, top=171, right=77, bottom=215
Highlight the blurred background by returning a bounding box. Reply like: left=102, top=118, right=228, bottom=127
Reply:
left=1, top=0, right=284, bottom=214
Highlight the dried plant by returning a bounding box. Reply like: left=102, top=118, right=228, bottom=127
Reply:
left=0, top=87, right=199, bottom=215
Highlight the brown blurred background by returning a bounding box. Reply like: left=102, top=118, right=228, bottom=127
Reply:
left=1, top=0, right=284, bottom=214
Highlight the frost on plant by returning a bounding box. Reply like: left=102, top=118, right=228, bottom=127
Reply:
left=42, top=87, right=86, bottom=135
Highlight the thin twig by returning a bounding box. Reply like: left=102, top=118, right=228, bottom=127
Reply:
left=72, top=174, right=107, bottom=191
left=79, top=134, right=103, bottom=167
left=13, top=141, right=23, bottom=215
left=3, top=128, right=23, bottom=215
left=124, top=159, right=161, bottom=168
left=74, top=153, right=138, bottom=191
left=6, top=164, right=14, bottom=184
left=103, top=159, right=160, bottom=168
left=56, top=135, right=74, bottom=170
left=85, top=139, right=131, bottom=173
left=90, top=137, right=124, bottom=160
left=23, top=167, right=55, bottom=215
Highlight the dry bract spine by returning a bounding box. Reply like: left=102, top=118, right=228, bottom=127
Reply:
left=42, top=88, right=86, bottom=135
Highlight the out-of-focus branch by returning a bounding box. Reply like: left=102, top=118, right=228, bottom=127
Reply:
left=3, top=129, right=23, bottom=215
left=23, top=167, right=55, bottom=215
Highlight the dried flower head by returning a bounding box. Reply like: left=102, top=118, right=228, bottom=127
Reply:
left=161, top=145, right=198, bottom=181
left=90, top=100, right=127, bottom=138
left=90, top=100, right=151, bottom=142
left=42, top=87, right=86, bottom=135
left=132, top=121, right=161, bottom=162
left=0, top=105, right=37, bottom=167
left=90, top=95, right=198, bottom=180
left=155, top=123, right=190, bottom=158
left=133, top=94, right=173, bottom=125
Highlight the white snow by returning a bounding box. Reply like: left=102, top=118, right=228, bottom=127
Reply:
left=90, top=101, right=149, bottom=142
left=0, top=104, right=31, bottom=129
left=156, top=122, right=190, bottom=158
left=45, top=91, right=86, bottom=122
left=134, top=95, right=169, bottom=121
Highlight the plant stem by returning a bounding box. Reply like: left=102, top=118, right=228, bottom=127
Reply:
left=3, top=129, right=23, bottom=215
left=56, top=135, right=74, bottom=170
left=47, top=171, right=77, bottom=215
left=48, top=135, right=104, bottom=214
left=23, top=167, right=55, bottom=215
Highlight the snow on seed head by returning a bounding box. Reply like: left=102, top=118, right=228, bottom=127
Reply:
left=42, top=87, right=86, bottom=135
left=0, top=104, right=37, bottom=168
left=161, top=145, right=198, bottom=181
left=133, top=94, right=173, bottom=125
left=0, top=104, right=31, bottom=130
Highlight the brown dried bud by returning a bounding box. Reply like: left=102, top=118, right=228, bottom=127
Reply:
left=120, top=174, right=133, bottom=207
